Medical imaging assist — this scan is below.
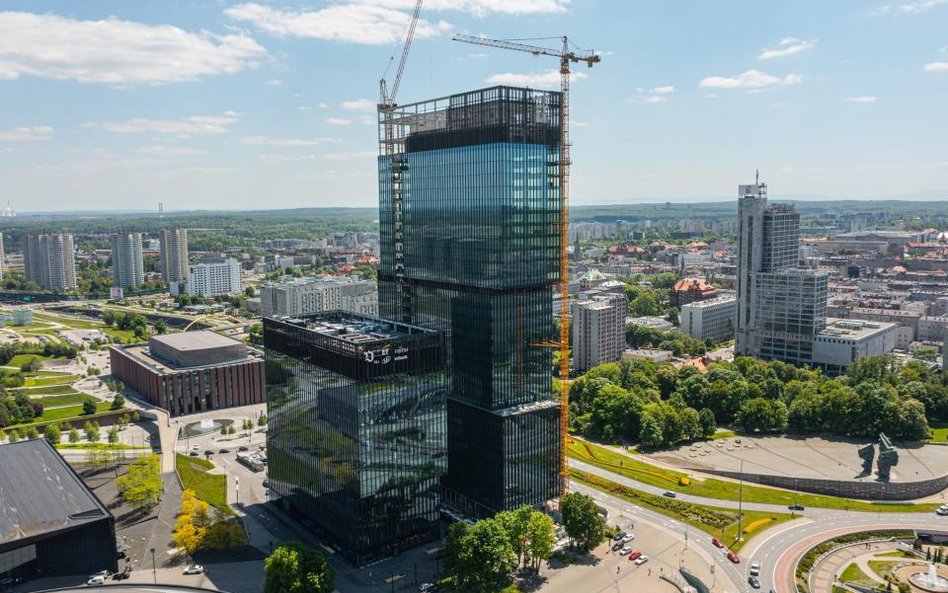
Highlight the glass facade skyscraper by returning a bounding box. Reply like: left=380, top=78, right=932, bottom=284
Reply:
left=263, top=312, right=446, bottom=565
left=378, top=86, right=562, bottom=515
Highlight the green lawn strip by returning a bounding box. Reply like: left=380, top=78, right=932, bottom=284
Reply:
left=7, top=353, right=53, bottom=367
left=568, top=439, right=938, bottom=513
left=570, top=467, right=793, bottom=554
left=6, top=322, right=53, bottom=331
left=57, top=443, right=149, bottom=450
left=32, top=313, right=103, bottom=329
left=866, top=560, right=904, bottom=582
left=710, top=430, right=736, bottom=440
left=927, top=426, right=948, bottom=443
left=6, top=407, right=126, bottom=431
left=34, top=393, right=89, bottom=407
left=19, top=384, right=77, bottom=395
left=175, top=454, right=233, bottom=514
left=876, top=550, right=919, bottom=558
left=24, top=374, right=81, bottom=387
left=30, top=402, right=113, bottom=423
left=103, top=327, right=139, bottom=343
left=839, top=562, right=876, bottom=586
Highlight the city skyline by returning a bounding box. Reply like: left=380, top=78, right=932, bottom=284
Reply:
left=1, top=1, right=947, bottom=211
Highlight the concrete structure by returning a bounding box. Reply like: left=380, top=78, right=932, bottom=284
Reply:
left=260, top=276, right=378, bottom=318
left=23, top=233, right=76, bottom=291
left=848, top=307, right=921, bottom=349
left=110, top=232, right=144, bottom=289
left=680, top=296, right=737, bottom=342
left=159, top=227, right=189, bottom=283
left=812, top=318, right=899, bottom=374
left=626, top=315, right=675, bottom=331
left=735, top=178, right=831, bottom=367
left=572, top=293, right=628, bottom=371
left=9, top=306, right=32, bottom=326
left=0, top=439, right=117, bottom=585
left=623, top=348, right=674, bottom=363
left=186, top=258, right=241, bottom=297
left=109, top=330, right=264, bottom=416
left=919, top=315, right=948, bottom=343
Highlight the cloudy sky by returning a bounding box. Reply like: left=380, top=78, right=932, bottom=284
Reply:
left=1, top=0, right=946, bottom=212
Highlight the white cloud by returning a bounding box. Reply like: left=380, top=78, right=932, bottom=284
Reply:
left=297, top=106, right=312, bottom=111
left=318, top=102, right=330, bottom=109
left=651, top=85, right=675, bottom=94
left=239, top=136, right=341, bottom=146
left=899, top=0, right=948, bottom=13
left=326, top=117, right=353, bottom=126
left=0, top=125, right=53, bottom=141
left=644, top=95, right=667, bottom=103
left=0, top=11, right=266, bottom=86
left=699, top=69, right=803, bottom=90
left=267, top=78, right=283, bottom=86
left=224, top=3, right=452, bottom=45
left=485, top=69, right=586, bottom=89
left=842, top=96, right=877, bottom=102
left=132, top=146, right=206, bottom=157
left=324, top=150, right=378, bottom=161
left=348, top=0, right=569, bottom=16
left=759, top=38, right=816, bottom=60
left=83, top=114, right=239, bottom=137
left=872, top=4, right=894, bottom=14
left=0, top=147, right=13, bottom=153
left=924, top=62, right=948, bottom=71
left=341, top=98, right=377, bottom=112
left=258, top=153, right=318, bottom=163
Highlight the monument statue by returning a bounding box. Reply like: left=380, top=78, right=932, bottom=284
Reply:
left=876, top=432, right=899, bottom=481
left=857, top=442, right=875, bottom=475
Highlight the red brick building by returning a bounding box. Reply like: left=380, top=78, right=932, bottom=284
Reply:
left=669, top=278, right=718, bottom=308
left=109, top=331, right=265, bottom=417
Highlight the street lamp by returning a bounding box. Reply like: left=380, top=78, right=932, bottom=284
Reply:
left=150, top=547, right=156, bottom=584
left=235, top=476, right=240, bottom=506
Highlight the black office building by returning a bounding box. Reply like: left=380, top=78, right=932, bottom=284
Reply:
left=263, top=312, right=446, bottom=565
left=0, top=439, right=117, bottom=585
left=378, top=86, right=562, bottom=515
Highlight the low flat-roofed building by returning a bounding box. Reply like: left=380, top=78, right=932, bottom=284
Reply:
left=812, top=318, right=898, bottom=374
left=0, top=439, right=117, bottom=585
left=109, top=330, right=264, bottom=416
left=680, top=296, right=737, bottom=342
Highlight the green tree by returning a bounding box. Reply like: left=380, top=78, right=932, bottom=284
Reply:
left=560, top=492, right=606, bottom=553
left=264, top=542, right=334, bottom=593
left=7, top=428, right=20, bottom=443
left=111, top=393, right=125, bottom=410
left=639, top=411, right=665, bottom=448
left=447, top=519, right=517, bottom=593
left=258, top=413, right=268, bottom=427
left=69, top=427, right=81, bottom=443
left=116, top=454, right=162, bottom=513
left=82, top=399, right=97, bottom=415
left=24, top=425, right=40, bottom=439
left=698, top=407, right=717, bottom=438
left=496, top=506, right=532, bottom=568
left=84, top=420, right=101, bottom=442
left=526, top=511, right=555, bottom=572
left=108, top=425, right=120, bottom=444
left=154, top=318, right=168, bottom=335
left=44, top=423, right=61, bottom=445
left=20, top=356, right=43, bottom=374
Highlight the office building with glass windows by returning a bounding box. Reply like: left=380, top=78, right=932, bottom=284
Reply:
left=377, top=86, right=562, bottom=516
left=263, top=312, right=446, bottom=565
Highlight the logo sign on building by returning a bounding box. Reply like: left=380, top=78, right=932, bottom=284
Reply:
left=110, top=287, right=125, bottom=300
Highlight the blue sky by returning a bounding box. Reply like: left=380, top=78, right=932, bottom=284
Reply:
left=0, top=0, right=946, bottom=212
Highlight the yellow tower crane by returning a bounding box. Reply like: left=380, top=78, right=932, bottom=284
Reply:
left=453, top=34, right=600, bottom=495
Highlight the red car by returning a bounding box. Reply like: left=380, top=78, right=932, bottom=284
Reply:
left=712, top=537, right=724, bottom=548
left=726, top=551, right=740, bottom=564
left=628, top=550, right=642, bottom=561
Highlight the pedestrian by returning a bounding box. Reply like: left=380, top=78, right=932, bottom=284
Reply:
left=617, top=566, right=620, bottom=574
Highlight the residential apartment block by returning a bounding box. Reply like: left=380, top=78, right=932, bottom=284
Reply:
left=23, top=233, right=76, bottom=291
left=572, top=294, right=628, bottom=371
left=260, top=276, right=378, bottom=318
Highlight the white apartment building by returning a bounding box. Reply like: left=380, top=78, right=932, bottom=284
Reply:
left=186, top=259, right=242, bottom=297
left=680, top=296, right=737, bottom=342
left=812, top=319, right=898, bottom=374
left=260, top=277, right=378, bottom=318
left=572, top=294, right=628, bottom=372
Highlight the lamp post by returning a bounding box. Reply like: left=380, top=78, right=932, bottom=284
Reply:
left=235, top=476, right=240, bottom=507
left=150, top=547, right=156, bottom=584
left=736, top=459, right=744, bottom=542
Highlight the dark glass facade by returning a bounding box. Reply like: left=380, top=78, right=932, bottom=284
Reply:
left=263, top=312, right=446, bottom=565
left=378, top=86, right=562, bottom=516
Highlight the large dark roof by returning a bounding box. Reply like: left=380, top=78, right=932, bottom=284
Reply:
left=0, top=439, right=111, bottom=545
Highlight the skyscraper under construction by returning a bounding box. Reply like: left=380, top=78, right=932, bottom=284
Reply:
left=378, top=86, right=562, bottom=515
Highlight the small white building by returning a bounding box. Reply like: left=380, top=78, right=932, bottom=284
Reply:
left=186, top=258, right=242, bottom=297
left=680, top=296, right=737, bottom=342
left=10, top=307, right=32, bottom=326
left=811, top=318, right=898, bottom=374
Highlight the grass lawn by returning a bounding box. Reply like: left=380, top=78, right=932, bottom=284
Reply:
left=20, top=384, right=77, bottom=395
left=867, top=560, right=902, bottom=582
left=568, top=439, right=938, bottom=513
left=928, top=425, right=948, bottom=443
left=176, top=454, right=232, bottom=513
left=57, top=443, right=148, bottom=450
left=34, top=393, right=89, bottom=408
left=877, top=550, right=919, bottom=558
left=104, top=327, right=139, bottom=343
left=7, top=353, right=51, bottom=367
left=36, top=401, right=112, bottom=423
left=571, top=468, right=793, bottom=554
left=24, top=374, right=81, bottom=387
left=710, top=430, right=736, bottom=440
left=33, top=313, right=103, bottom=330
left=840, top=562, right=876, bottom=586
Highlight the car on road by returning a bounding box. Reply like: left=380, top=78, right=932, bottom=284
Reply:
left=189, top=450, right=199, bottom=456
left=748, top=575, right=761, bottom=589
left=788, top=504, right=805, bottom=511
left=611, top=541, right=625, bottom=551
left=663, top=490, right=677, bottom=498
left=238, top=446, right=249, bottom=452
left=622, top=533, right=635, bottom=543
left=86, top=576, right=106, bottom=587
left=634, top=555, right=649, bottom=565
left=628, top=550, right=642, bottom=561
left=613, top=531, right=626, bottom=541
left=219, top=448, right=230, bottom=453
left=619, top=546, right=633, bottom=556
left=204, top=449, right=214, bottom=456
left=937, top=505, right=948, bottom=516
left=726, top=551, right=740, bottom=564
left=183, top=565, right=204, bottom=575
left=750, top=561, right=760, bottom=576
left=711, top=537, right=724, bottom=548
left=418, top=584, right=436, bottom=592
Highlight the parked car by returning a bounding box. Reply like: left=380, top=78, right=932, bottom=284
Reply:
left=189, top=450, right=199, bottom=456
left=726, top=551, right=740, bottom=564
left=750, top=561, right=760, bottom=576
left=619, top=546, right=633, bottom=556
left=418, top=584, right=435, bottom=592
left=238, top=446, right=249, bottom=452
left=634, top=555, right=649, bottom=565
left=613, top=531, right=626, bottom=542
left=628, top=550, right=643, bottom=561
left=788, top=504, right=805, bottom=511
left=611, top=541, right=625, bottom=552
left=183, top=565, right=204, bottom=575
left=748, top=575, right=761, bottom=589
left=622, top=533, right=635, bottom=543
left=711, top=537, right=724, bottom=548
left=203, top=450, right=214, bottom=456
left=219, top=448, right=230, bottom=454
left=113, top=567, right=131, bottom=581
left=86, top=576, right=105, bottom=587
left=663, top=490, right=677, bottom=498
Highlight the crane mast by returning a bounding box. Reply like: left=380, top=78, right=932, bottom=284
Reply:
left=453, top=34, right=600, bottom=495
